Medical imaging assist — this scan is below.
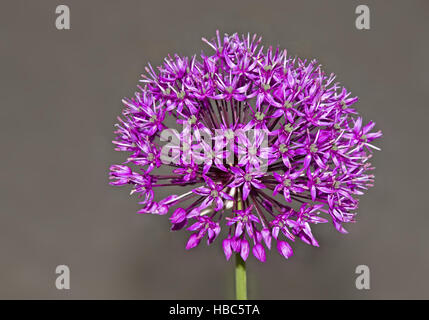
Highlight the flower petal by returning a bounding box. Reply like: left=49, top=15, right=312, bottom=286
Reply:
left=252, top=243, right=266, bottom=262
left=185, top=234, right=201, bottom=250
left=240, top=239, right=250, bottom=261
left=222, top=238, right=232, bottom=260
left=277, top=241, right=293, bottom=259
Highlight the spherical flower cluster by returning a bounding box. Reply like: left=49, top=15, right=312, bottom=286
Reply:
left=109, top=31, right=382, bottom=262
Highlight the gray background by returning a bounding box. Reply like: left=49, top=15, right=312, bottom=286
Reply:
left=0, top=0, right=428, bottom=299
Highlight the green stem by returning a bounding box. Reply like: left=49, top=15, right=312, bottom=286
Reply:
left=235, top=189, right=247, bottom=300
left=235, top=253, right=247, bottom=300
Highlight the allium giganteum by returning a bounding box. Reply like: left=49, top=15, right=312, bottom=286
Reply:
left=109, top=32, right=382, bottom=262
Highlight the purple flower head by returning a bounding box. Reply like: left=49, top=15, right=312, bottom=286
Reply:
left=110, top=31, right=382, bottom=262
